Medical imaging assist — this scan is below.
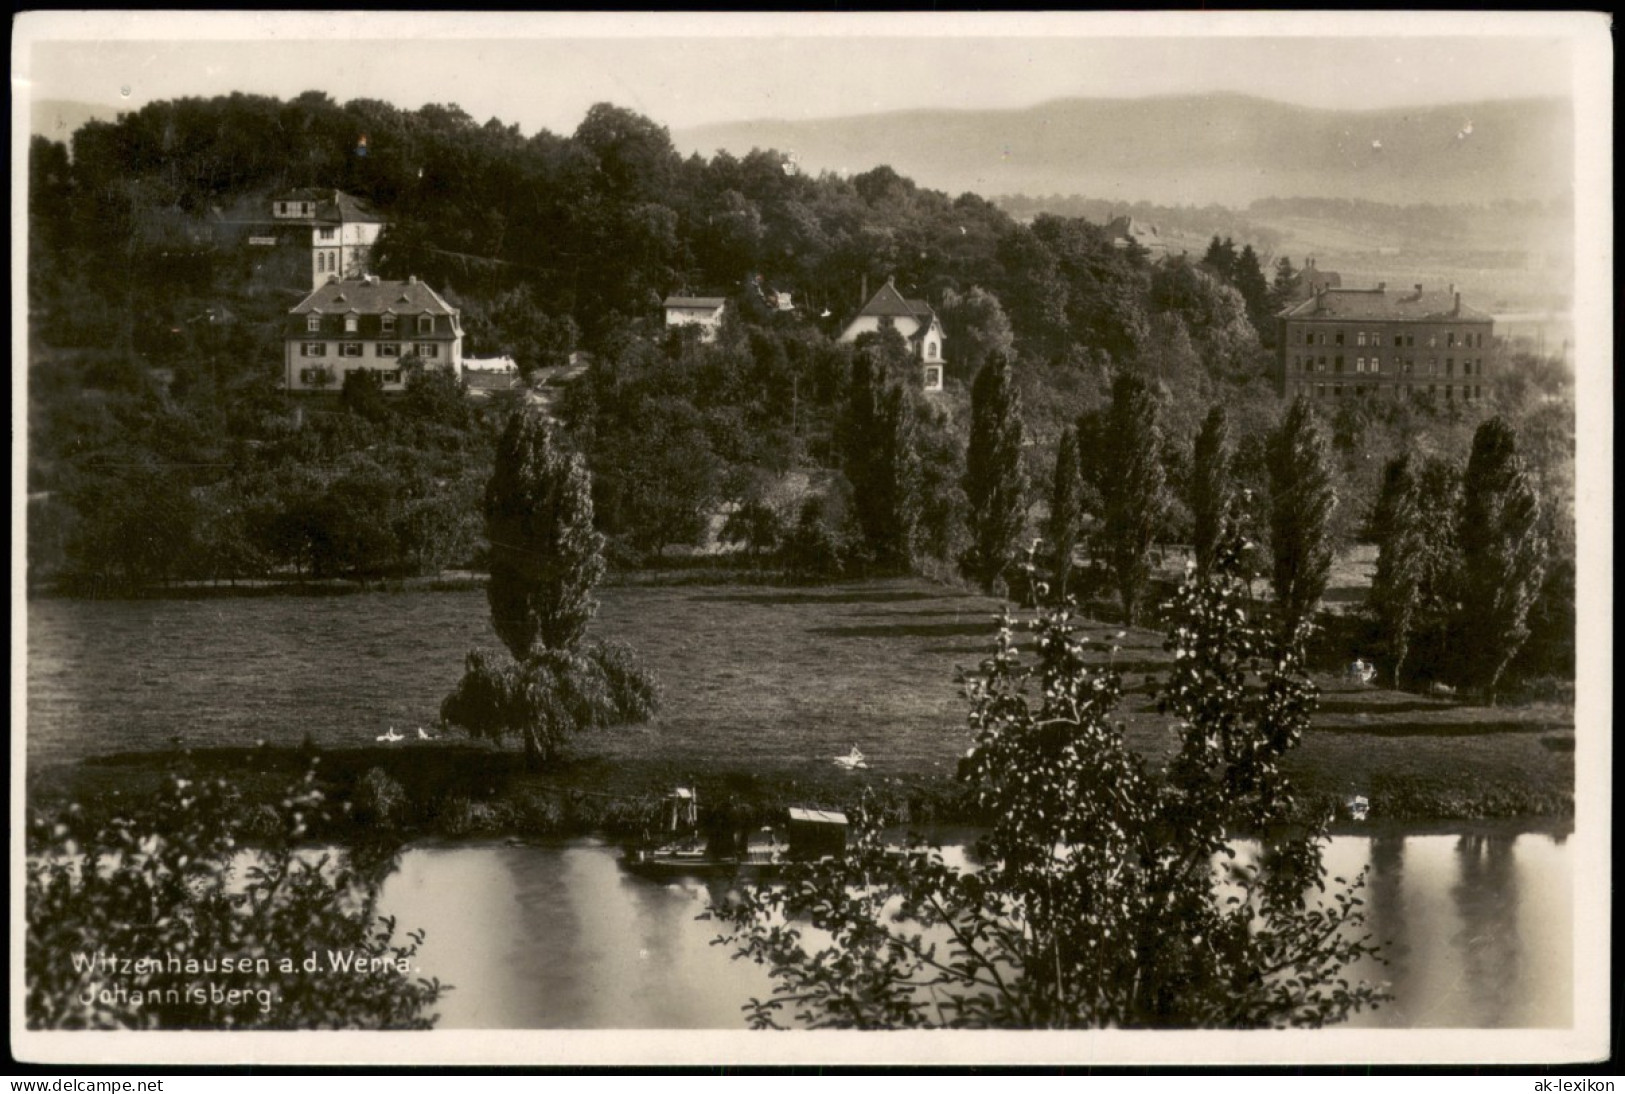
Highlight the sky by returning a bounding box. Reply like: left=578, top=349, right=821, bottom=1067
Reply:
left=15, top=12, right=1590, bottom=138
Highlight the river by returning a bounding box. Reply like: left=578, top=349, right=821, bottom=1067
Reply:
left=381, top=832, right=1571, bottom=1029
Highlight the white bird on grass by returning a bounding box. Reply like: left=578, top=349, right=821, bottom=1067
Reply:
left=417, top=726, right=435, bottom=741
left=376, top=727, right=404, bottom=743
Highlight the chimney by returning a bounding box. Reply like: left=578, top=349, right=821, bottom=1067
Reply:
left=1453, top=291, right=1462, bottom=316
left=860, top=273, right=868, bottom=306
left=408, top=275, right=417, bottom=285
left=1376, top=282, right=1386, bottom=292
left=1448, top=282, right=1456, bottom=296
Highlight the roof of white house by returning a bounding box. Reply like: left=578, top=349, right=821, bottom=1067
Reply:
left=274, top=188, right=387, bottom=225
left=290, top=276, right=458, bottom=317
left=664, top=296, right=727, bottom=310
left=854, top=280, right=934, bottom=321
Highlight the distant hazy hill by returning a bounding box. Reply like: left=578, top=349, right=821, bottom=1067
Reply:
left=677, top=93, right=1572, bottom=207
left=32, top=98, right=124, bottom=143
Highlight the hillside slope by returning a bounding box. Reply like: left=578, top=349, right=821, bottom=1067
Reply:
left=677, top=93, right=1573, bottom=207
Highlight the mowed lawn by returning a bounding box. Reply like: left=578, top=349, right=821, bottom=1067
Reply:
left=574, top=576, right=1573, bottom=818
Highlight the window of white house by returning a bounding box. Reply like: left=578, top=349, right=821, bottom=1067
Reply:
left=878, top=316, right=895, bottom=331
left=1447, top=332, right=1457, bottom=348
left=417, top=316, right=434, bottom=334
left=377, top=343, right=399, bottom=358
left=302, top=343, right=327, bottom=357
left=1427, top=334, right=1437, bottom=348
left=319, top=228, right=336, bottom=241
left=278, top=203, right=288, bottom=215
left=381, top=315, right=396, bottom=334
left=1357, top=332, right=1367, bottom=347
left=381, top=370, right=401, bottom=384
left=926, top=340, right=938, bottom=360
left=340, top=343, right=363, bottom=358
left=301, top=202, right=313, bottom=216
left=416, top=343, right=440, bottom=359
left=1372, top=332, right=1384, bottom=346
left=924, top=365, right=943, bottom=391
left=299, top=367, right=330, bottom=385
left=306, top=315, right=320, bottom=332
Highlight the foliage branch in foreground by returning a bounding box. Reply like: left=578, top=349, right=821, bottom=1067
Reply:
left=711, top=519, right=1387, bottom=1029
left=26, top=764, right=446, bottom=1030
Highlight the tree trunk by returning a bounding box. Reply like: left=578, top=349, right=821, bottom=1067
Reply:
left=522, top=725, right=543, bottom=772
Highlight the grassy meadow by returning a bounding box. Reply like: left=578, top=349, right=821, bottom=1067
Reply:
left=29, top=559, right=1575, bottom=836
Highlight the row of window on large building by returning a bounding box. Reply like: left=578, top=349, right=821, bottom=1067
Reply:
left=1293, top=355, right=1485, bottom=376
left=1310, top=383, right=1485, bottom=401
left=1295, top=328, right=1487, bottom=349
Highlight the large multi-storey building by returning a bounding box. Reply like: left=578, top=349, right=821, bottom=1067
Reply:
left=1276, top=283, right=1494, bottom=402
left=284, top=275, right=463, bottom=393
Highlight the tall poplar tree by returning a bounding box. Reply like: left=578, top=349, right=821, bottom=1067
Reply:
left=1043, top=425, right=1083, bottom=601
left=841, top=347, right=921, bottom=570
left=1096, top=372, right=1168, bottom=626
left=960, top=354, right=1028, bottom=593
left=1189, top=405, right=1232, bottom=576
left=1368, top=454, right=1427, bottom=688
left=484, top=408, right=605, bottom=657
left=1266, top=396, right=1337, bottom=643
left=1455, top=418, right=1548, bottom=699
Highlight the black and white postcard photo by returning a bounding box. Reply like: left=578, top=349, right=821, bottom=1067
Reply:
left=10, top=10, right=1612, bottom=1069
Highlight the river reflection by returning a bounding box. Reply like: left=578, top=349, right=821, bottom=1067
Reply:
left=383, top=839, right=772, bottom=1028
left=382, top=833, right=1571, bottom=1030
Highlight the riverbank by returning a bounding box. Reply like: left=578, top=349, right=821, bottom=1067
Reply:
left=27, top=718, right=1574, bottom=849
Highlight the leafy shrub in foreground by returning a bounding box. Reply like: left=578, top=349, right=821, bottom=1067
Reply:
left=26, top=766, right=446, bottom=1030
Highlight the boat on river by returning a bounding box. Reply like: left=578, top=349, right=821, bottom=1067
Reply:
left=622, top=788, right=848, bottom=880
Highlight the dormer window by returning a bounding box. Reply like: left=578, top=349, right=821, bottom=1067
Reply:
left=306, top=315, right=321, bottom=332
left=381, top=315, right=396, bottom=334
left=417, top=315, right=434, bottom=334
left=345, top=316, right=358, bottom=333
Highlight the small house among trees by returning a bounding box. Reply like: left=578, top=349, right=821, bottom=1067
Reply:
left=662, top=296, right=727, bottom=343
